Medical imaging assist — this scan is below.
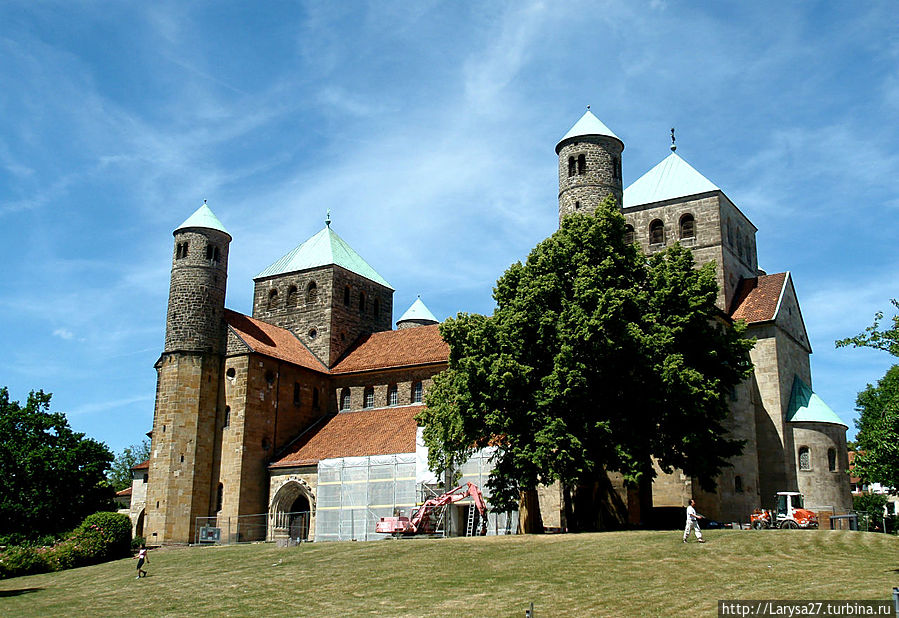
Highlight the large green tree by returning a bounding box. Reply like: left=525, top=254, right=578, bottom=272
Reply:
left=108, top=439, right=151, bottom=492
left=836, top=300, right=899, bottom=493
left=419, top=198, right=754, bottom=531
left=0, top=387, right=115, bottom=538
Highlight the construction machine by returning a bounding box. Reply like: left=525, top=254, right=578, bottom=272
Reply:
left=376, top=481, right=488, bottom=536
left=751, top=491, right=818, bottom=529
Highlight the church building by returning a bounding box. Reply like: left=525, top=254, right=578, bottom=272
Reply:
left=130, top=110, right=851, bottom=544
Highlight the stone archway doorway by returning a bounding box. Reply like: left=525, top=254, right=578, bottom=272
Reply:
left=288, top=494, right=310, bottom=541
left=135, top=509, right=145, bottom=538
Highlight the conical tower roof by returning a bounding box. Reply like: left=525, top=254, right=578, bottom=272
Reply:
left=786, top=376, right=846, bottom=427
left=175, top=201, right=230, bottom=237
left=255, top=224, right=393, bottom=289
left=623, top=152, right=720, bottom=208
left=555, top=109, right=622, bottom=153
left=396, top=297, right=438, bottom=326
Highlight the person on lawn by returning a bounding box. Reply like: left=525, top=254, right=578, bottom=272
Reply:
left=683, top=499, right=705, bottom=543
left=135, top=545, right=149, bottom=578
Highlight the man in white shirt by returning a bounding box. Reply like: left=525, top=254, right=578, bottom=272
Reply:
left=683, top=499, right=705, bottom=543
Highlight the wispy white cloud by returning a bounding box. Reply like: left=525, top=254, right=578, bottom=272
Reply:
left=52, top=328, right=74, bottom=340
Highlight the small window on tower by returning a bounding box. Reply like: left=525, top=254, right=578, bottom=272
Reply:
left=176, top=242, right=189, bottom=259
left=268, top=288, right=279, bottom=310
left=343, top=286, right=351, bottom=307
left=216, top=484, right=223, bottom=512
left=223, top=406, right=230, bottom=428
left=577, top=154, right=586, bottom=175
left=624, top=225, right=635, bottom=245
left=567, top=156, right=576, bottom=177
left=679, top=214, right=695, bottom=239
left=205, top=243, right=219, bottom=261
left=306, top=281, right=318, bottom=305
left=613, top=156, right=621, bottom=181
left=650, top=220, right=664, bottom=245
left=828, top=448, right=837, bottom=472
left=359, top=292, right=366, bottom=314
left=799, top=446, right=811, bottom=471
left=575, top=201, right=581, bottom=210
left=286, top=285, right=298, bottom=308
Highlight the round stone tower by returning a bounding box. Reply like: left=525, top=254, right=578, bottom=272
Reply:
left=556, top=108, right=624, bottom=223
left=165, top=201, right=231, bottom=354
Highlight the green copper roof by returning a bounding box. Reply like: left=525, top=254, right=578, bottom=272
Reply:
left=255, top=224, right=393, bottom=289
left=175, top=202, right=230, bottom=237
left=623, top=152, right=720, bottom=208
left=787, top=376, right=847, bottom=427
left=556, top=109, right=622, bottom=153
left=397, top=297, right=438, bottom=325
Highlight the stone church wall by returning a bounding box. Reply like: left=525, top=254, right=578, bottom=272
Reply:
left=331, top=365, right=443, bottom=412
left=792, top=422, right=852, bottom=514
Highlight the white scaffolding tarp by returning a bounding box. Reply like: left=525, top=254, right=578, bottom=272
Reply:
left=315, top=454, right=417, bottom=542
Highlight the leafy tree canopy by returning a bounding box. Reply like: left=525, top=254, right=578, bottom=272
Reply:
left=836, top=299, right=899, bottom=357
left=850, top=365, right=899, bottom=494
left=108, top=439, right=151, bottom=492
left=419, top=198, right=754, bottom=518
left=0, top=387, right=115, bottom=538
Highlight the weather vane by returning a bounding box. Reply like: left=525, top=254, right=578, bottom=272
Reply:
left=670, top=128, right=677, bottom=152
left=326, top=208, right=331, bottom=227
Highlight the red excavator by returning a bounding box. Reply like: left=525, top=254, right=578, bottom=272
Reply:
left=376, top=482, right=488, bottom=536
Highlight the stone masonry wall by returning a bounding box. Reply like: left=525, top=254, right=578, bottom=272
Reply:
left=331, top=364, right=445, bottom=412
left=558, top=136, right=623, bottom=221
left=793, top=422, right=852, bottom=514
left=145, top=352, right=222, bottom=544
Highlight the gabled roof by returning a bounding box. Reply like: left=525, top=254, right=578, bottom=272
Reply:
left=132, top=459, right=149, bottom=471
left=175, top=202, right=230, bottom=237
left=729, top=272, right=788, bottom=323
left=623, top=152, right=720, bottom=208
left=396, top=297, right=438, bottom=325
left=269, top=405, right=422, bottom=467
left=787, top=376, right=847, bottom=427
left=331, top=323, right=448, bottom=374
left=225, top=309, right=328, bottom=373
left=555, top=109, right=621, bottom=153
left=116, top=487, right=133, bottom=497
left=254, top=224, right=393, bottom=289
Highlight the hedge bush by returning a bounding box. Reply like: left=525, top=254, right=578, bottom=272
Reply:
left=0, top=511, right=132, bottom=579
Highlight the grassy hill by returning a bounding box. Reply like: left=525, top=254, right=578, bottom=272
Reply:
left=1, top=529, right=897, bottom=617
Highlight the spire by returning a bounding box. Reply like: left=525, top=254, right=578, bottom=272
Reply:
left=396, top=296, right=438, bottom=329
left=555, top=108, right=622, bottom=154
left=174, top=201, right=231, bottom=238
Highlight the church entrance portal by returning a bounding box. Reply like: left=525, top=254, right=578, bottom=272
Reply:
left=270, top=479, right=315, bottom=542
left=288, top=495, right=310, bottom=541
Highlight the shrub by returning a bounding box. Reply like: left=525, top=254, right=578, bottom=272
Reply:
left=0, top=545, right=45, bottom=579
left=75, top=512, right=132, bottom=560
left=131, top=536, right=146, bottom=552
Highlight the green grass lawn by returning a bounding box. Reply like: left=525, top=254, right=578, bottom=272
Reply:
left=1, top=530, right=897, bottom=617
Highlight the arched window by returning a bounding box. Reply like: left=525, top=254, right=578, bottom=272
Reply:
left=343, top=286, right=350, bottom=307
left=216, top=483, right=224, bottom=512
left=286, top=285, right=298, bottom=308
left=312, top=387, right=320, bottom=409
left=306, top=281, right=318, bottom=305
left=650, top=220, right=664, bottom=245
left=574, top=201, right=581, bottom=210
left=612, top=156, right=621, bottom=181
left=679, top=214, right=695, bottom=239
left=828, top=448, right=837, bottom=472
left=735, top=475, right=743, bottom=493
left=567, top=156, right=576, bottom=177
left=293, top=382, right=301, bottom=407
left=799, top=446, right=811, bottom=471
left=363, top=387, right=374, bottom=409
left=359, top=292, right=366, bottom=314
left=387, top=384, right=398, bottom=407
left=268, top=288, right=279, bottom=310
left=374, top=298, right=380, bottom=319
left=340, top=388, right=351, bottom=411
left=223, top=406, right=230, bottom=428
left=206, top=243, right=220, bottom=261
left=577, top=154, right=586, bottom=175
left=412, top=381, right=423, bottom=404
left=624, top=225, right=635, bottom=245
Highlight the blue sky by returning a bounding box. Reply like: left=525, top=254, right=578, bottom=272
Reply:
left=1, top=1, right=896, bottom=455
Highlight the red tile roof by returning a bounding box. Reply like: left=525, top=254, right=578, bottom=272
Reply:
left=226, top=309, right=328, bottom=373
left=270, top=405, right=422, bottom=467
left=132, top=459, right=149, bottom=470
left=116, top=487, right=133, bottom=497
left=729, top=272, right=787, bottom=323
left=331, top=324, right=448, bottom=373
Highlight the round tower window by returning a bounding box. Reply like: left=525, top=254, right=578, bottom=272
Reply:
left=226, top=367, right=236, bottom=380
left=309, top=329, right=317, bottom=339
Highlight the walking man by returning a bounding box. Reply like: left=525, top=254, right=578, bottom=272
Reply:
left=135, top=544, right=149, bottom=578
left=683, top=499, right=705, bottom=543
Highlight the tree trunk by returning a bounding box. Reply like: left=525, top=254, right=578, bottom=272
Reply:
left=518, top=488, right=544, bottom=534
